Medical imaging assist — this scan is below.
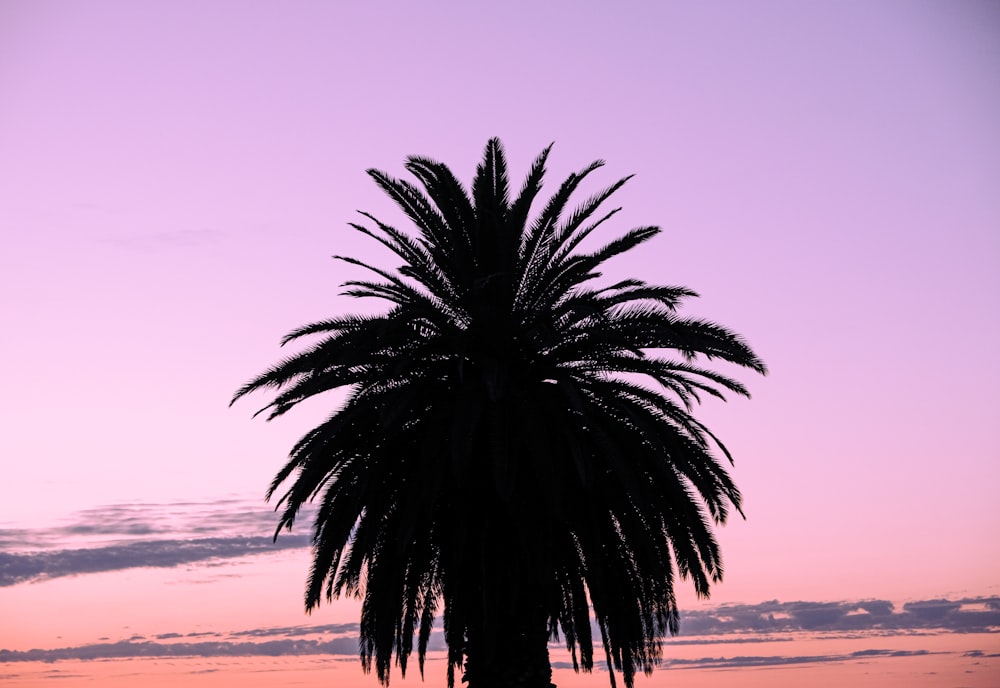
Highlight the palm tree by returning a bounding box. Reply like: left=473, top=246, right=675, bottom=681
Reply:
left=232, top=139, right=766, bottom=688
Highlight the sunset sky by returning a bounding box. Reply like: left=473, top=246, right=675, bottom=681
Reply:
left=1, top=1, right=998, bottom=686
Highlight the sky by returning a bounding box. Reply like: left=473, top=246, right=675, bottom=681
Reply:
left=1, top=1, right=999, bottom=686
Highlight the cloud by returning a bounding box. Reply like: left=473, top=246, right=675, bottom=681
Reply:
left=0, top=528, right=34, bottom=550
left=0, top=499, right=314, bottom=586
left=0, top=637, right=361, bottom=662
left=0, top=621, right=446, bottom=663
left=0, top=536, right=311, bottom=587
left=676, top=597, right=1000, bottom=636
left=902, top=599, right=962, bottom=621
left=660, top=648, right=940, bottom=671
left=229, top=623, right=358, bottom=639
left=963, top=650, right=1000, bottom=658
left=0, top=625, right=972, bottom=671
left=3, top=498, right=302, bottom=547
left=0, top=597, right=995, bottom=669
left=4, top=501, right=998, bottom=673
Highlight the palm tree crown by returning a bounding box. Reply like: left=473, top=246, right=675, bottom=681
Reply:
left=233, top=139, right=766, bottom=688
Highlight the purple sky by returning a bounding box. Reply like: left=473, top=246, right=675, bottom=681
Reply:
left=1, top=2, right=998, bottom=675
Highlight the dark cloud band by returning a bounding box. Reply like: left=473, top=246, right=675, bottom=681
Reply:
left=0, top=535, right=310, bottom=586
left=677, top=597, right=1000, bottom=635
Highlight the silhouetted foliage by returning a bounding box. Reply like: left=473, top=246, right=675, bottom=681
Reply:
left=233, top=139, right=766, bottom=688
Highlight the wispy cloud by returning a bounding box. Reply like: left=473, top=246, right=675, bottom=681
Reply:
left=0, top=638, right=360, bottom=662
left=99, top=229, right=227, bottom=250
left=0, top=621, right=443, bottom=663
left=552, top=648, right=948, bottom=672
left=0, top=637, right=362, bottom=662
left=0, top=498, right=291, bottom=546
left=0, top=498, right=313, bottom=586
left=661, top=648, right=941, bottom=670
left=228, top=623, right=359, bottom=639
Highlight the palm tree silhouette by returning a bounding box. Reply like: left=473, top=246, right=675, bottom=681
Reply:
left=233, top=139, right=766, bottom=688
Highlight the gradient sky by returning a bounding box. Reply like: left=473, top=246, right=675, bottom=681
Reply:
left=2, top=1, right=999, bottom=686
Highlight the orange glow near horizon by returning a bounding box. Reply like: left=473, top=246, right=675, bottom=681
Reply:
left=4, top=632, right=999, bottom=688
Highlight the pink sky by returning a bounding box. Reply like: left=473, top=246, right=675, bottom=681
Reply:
left=1, top=1, right=998, bottom=686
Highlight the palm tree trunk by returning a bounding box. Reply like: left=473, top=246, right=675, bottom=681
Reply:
left=463, top=584, right=554, bottom=688
left=460, top=407, right=556, bottom=688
